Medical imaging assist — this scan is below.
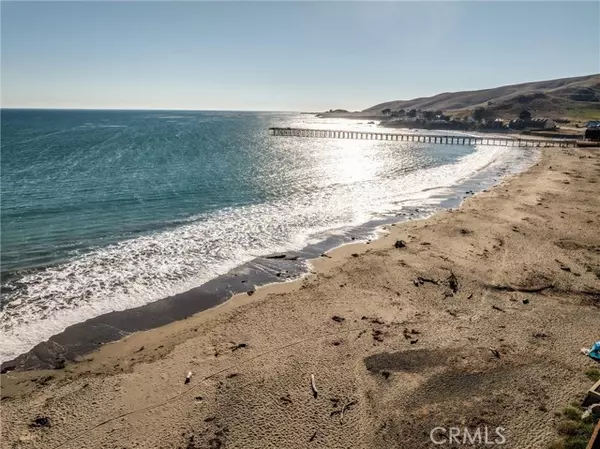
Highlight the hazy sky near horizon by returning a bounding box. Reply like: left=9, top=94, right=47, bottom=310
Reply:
left=1, top=1, right=599, bottom=111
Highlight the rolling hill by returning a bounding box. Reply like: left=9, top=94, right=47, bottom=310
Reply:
left=354, top=74, right=600, bottom=121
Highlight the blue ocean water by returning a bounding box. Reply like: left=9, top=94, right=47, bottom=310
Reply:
left=0, top=109, right=535, bottom=360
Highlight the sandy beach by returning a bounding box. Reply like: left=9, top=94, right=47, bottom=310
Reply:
left=2, top=146, right=600, bottom=449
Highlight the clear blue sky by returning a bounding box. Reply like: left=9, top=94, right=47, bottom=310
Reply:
left=1, top=1, right=599, bottom=111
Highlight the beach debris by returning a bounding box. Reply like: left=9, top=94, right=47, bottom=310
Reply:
left=582, top=404, right=600, bottom=420
left=533, top=332, right=550, bottom=338
left=403, top=328, right=420, bottom=340
left=195, top=396, right=203, bottom=402
left=309, top=431, right=318, bottom=442
left=581, top=341, right=600, bottom=362
left=394, top=239, right=407, bottom=249
left=492, top=305, right=506, bottom=312
left=459, top=228, right=472, bottom=235
left=135, top=346, right=144, bottom=353
left=356, top=330, right=367, bottom=339
left=185, top=371, right=193, bottom=384
left=413, top=276, right=438, bottom=287
left=410, top=339, right=419, bottom=345
left=265, top=253, right=286, bottom=259
left=230, top=343, right=248, bottom=352
left=331, top=315, right=345, bottom=323
left=329, top=400, right=358, bottom=422
left=489, top=348, right=501, bottom=359
left=489, top=283, right=553, bottom=293
left=522, top=298, right=530, bottom=305
left=361, top=316, right=384, bottom=325
left=279, top=394, right=293, bottom=405
left=330, top=399, right=358, bottom=422
left=467, top=293, right=474, bottom=299
left=247, top=289, right=255, bottom=296
left=341, top=400, right=358, bottom=421
left=320, top=253, right=332, bottom=258
left=29, top=416, right=51, bottom=429
left=351, top=253, right=359, bottom=257
left=310, top=374, right=318, bottom=398
left=420, top=242, right=431, bottom=246
left=420, top=276, right=438, bottom=285
left=447, top=272, right=459, bottom=293
left=372, top=329, right=384, bottom=342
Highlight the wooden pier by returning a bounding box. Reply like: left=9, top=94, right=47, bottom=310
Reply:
left=269, top=127, right=575, bottom=147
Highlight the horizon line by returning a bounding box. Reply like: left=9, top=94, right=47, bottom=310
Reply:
left=0, top=107, right=320, bottom=113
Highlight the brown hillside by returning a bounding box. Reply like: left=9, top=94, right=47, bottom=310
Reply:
left=364, top=74, right=600, bottom=120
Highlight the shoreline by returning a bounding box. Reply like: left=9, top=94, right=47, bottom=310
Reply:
left=1, top=145, right=536, bottom=372
left=3, top=146, right=600, bottom=449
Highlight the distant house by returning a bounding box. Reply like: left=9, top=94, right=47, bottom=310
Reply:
left=482, top=118, right=506, bottom=129
left=509, top=118, right=556, bottom=130
left=541, top=118, right=555, bottom=129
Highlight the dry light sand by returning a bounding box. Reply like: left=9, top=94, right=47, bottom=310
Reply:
left=2, top=147, right=600, bottom=449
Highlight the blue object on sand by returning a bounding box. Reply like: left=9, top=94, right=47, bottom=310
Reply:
left=589, top=341, right=600, bottom=362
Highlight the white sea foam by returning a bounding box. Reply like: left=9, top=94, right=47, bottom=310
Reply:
left=0, top=141, right=537, bottom=362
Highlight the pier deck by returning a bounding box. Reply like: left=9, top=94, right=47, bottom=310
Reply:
left=269, top=127, right=575, bottom=147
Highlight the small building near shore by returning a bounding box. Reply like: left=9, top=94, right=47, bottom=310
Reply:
left=509, top=118, right=556, bottom=130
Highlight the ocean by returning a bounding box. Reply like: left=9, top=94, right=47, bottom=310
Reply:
left=0, top=109, right=536, bottom=362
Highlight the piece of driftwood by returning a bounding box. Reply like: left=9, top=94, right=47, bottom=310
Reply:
left=489, top=283, right=553, bottom=293
left=331, top=399, right=359, bottom=422
left=310, top=374, right=318, bottom=398
left=341, top=400, right=358, bottom=422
